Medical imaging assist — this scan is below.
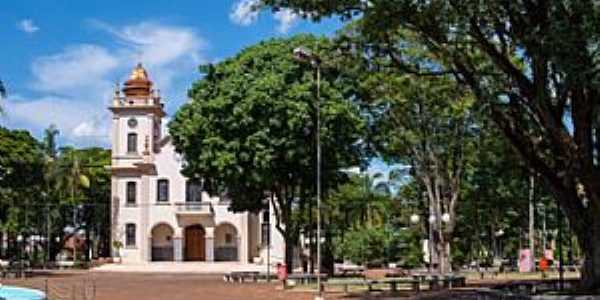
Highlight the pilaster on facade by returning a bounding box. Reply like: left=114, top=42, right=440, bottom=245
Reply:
left=205, top=227, right=215, bottom=262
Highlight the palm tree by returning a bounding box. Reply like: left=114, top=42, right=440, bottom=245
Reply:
left=329, top=167, right=410, bottom=230
left=43, top=125, right=60, bottom=159
left=0, top=79, right=6, bottom=114
left=52, top=147, right=90, bottom=204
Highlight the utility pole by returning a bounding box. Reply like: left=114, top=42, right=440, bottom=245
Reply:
left=528, top=172, right=535, bottom=272
left=293, top=45, right=323, bottom=300
left=557, top=200, right=564, bottom=290
left=267, top=194, right=272, bottom=282
left=47, top=203, right=51, bottom=268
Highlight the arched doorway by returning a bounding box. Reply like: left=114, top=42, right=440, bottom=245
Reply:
left=151, top=224, right=174, bottom=261
left=185, top=225, right=205, bottom=261
left=214, top=223, right=239, bottom=261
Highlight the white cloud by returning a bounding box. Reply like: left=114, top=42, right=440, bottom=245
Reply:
left=230, top=0, right=261, bottom=26
left=2, top=95, right=111, bottom=145
left=73, top=118, right=107, bottom=138
left=273, top=9, right=298, bottom=34
left=93, top=21, right=206, bottom=95
left=230, top=0, right=298, bottom=33
left=102, top=22, right=205, bottom=67
left=4, top=21, right=207, bottom=147
left=17, top=19, right=39, bottom=34
left=32, top=44, right=119, bottom=93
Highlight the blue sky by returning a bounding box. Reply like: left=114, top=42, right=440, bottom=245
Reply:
left=0, top=0, right=341, bottom=147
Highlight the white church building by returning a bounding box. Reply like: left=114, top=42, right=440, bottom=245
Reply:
left=109, top=64, right=284, bottom=265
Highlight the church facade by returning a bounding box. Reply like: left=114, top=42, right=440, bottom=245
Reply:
left=109, top=64, right=284, bottom=264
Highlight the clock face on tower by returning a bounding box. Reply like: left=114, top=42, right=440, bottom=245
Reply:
left=127, top=118, right=138, bottom=128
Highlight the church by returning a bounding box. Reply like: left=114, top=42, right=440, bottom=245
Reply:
left=109, top=64, right=284, bottom=265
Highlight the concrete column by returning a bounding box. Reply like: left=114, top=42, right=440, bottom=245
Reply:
left=240, top=213, right=249, bottom=264
left=174, top=227, right=183, bottom=262
left=173, top=237, right=183, bottom=262
left=205, top=227, right=214, bottom=262
left=140, top=176, right=150, bottom=262
left=110, top=178, right=120, bottom=258
left=148, top=237, right=153, bottom=262
left=237, top=237, right=242, bottom=262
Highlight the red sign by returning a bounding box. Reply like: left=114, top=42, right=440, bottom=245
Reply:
left=539, top=257, right=549, bottom=272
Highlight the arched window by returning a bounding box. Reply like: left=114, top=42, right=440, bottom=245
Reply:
left=127, top=133, right=137, bottom=153
left=186, top=179, right=203, bottom=203
left=125, top=223, right=136, bottom=247
left=157, top=179, right=169, bottom=202
left=126, top=182, right=137, bottom=205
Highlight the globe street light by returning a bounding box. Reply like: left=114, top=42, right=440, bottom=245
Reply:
left=410, top=214, right=420, bottom=225
left=294, top=45, right=323, bottom=300
left=441, top=213, right=451, bottom=224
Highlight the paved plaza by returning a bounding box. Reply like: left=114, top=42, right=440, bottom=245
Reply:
left=2, top=271, right=342, bottom=300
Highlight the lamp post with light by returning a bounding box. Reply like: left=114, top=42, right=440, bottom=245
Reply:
left=16, top=234, right=24, bottom=277
left=293, top=45, right=323, bottom=300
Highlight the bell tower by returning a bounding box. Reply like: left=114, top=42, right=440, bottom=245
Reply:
left=109, top=63, right=166, bottom=168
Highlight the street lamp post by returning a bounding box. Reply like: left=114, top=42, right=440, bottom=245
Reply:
left=557, top=199, right=564, bottom=290
left=294, top=46, right=323, bottom=300
left=17, top=234, right=24, bottom=278
left=263, top=195, right=272, bottom=282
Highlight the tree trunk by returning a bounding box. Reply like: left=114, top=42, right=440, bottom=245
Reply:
left=285, top=234, right=294, bottom=274
left=574, top=209, right=600, bottom=290
left=542, top=175, right=600, bottom=290
left=440, top=241, right=451, bottom=274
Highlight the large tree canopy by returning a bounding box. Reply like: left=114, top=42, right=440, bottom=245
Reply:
left=0, top=127, right=45, bottom=238
left=169, top=34, right=365, bottom=271
left=0, top=127, right=44, bottom=190
left=262, top=0, right=600, bottom=288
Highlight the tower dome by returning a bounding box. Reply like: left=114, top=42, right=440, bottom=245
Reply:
left=122, top=63, right=153, bottom=97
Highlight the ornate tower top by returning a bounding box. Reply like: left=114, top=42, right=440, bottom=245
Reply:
left=130, top=63, right=149, bottom=81
left=122, top=63, right=153, bottom=97
left=110, top=62, right=164, bottom=117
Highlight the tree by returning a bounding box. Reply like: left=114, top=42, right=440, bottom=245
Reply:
left=0, top=127, right=45, bottom=259
left=52, top=146, right=90, bottom=205
left=0, top=80, right=5, bottom=98
left=327, top=37, right=476, bottom=273
left=456, top=122, right=534, bottom=267
left=43, top=124, right=59, bottom=159
left=169, top=35, right=365, bottom=272
left=375, top=74, right=475, bottom=274
left=327, top=171, right=421, bottom=267
left=0, top=79, right=5, bottom=114
left=262, top=0, right=600, bottom=288
left=0, top=127, right=45, bottom=191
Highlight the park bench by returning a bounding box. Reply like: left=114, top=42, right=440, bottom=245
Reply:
left=335, top=264, right=365, bottom=277
left=0, top=264, right=33, bottom=279
left=411, top=274, right=466, bottom=290
left=56, top=260, right=75, bottom=270
left=223, top=271, right=260, bottom=283
left=223, top=271, right=278, bottom=283
left=324, top=278, right=421, bottom=293
left=286, top=273, right=328, bottom=285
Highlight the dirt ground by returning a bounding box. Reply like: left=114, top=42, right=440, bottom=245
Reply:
left=0, top=271, right=481, bottom=300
